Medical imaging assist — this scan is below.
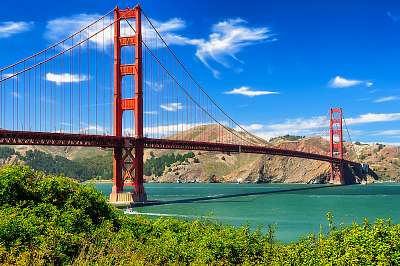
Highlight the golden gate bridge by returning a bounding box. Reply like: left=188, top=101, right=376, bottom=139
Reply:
left=0, top=5, right=360, bottom=205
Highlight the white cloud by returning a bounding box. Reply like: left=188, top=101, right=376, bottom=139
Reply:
left=388, top=12, right=400, bottom=22
left=80, top=124, right=105, bottom=134
left=360, top=141, right=400, bottom=146
left=144, top=111, right=158, bottom=115
left=152, top=17, right=186, bottom=32
left=122, top=122, right=205, bottom=137
left=45, top=14, right=115, bottom=48
left=234, top=116, right=328, bottom=140
left=147, top=17, right=274, bottom=77
left=266, top=116, right=328, bottom=132
left=346, top=113, right=400, bottom=125
left=366, top=81, right=373, bottom=87
left=145, top=18, right=195, bottom=45
left=142, top=17, right=203, bottom=49
left=0, top=21, right=33, bottom=38
left=3, top=73, right=14, bottom=78
left=160, top=102, right=183, bottom=112
left=371, top=129, right=400, bottom=136
left=225, top=86, right=278, bottom=97
left=194, top=19, right=274, bottom=77
left=46, top=72, right=88, bottom=85
left=45, top=14, right=188, bottom=50
left=45, top=14, right=273, bottom=78
left=1, top=73, right=17, bottom=80
left=238, top=112, right=400, bottom=140
left=374, top=96, right=400, bottom=103
left=329, top=76, right=372, bottom=88
left=11, top=91, right=21, bottom=98
left=236, top=123, right=264, bottom=131
left=144, top=80, right=164, bottom=91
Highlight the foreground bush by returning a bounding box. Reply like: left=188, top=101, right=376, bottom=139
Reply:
left=0, top=165, right=399, bottom=265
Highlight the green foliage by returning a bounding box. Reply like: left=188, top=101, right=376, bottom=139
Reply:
left=19, top=150, right=112, bottom=181
left=0, top=147, right=15, bottom=159
left=359, top=153, right=367, bottom=160
left=0, top=165, right=118, bottom=265
left=74, top=153, right=113, bottom=180
left=1, top=165, right=400, bottom=265
left=269, top=135, right=305, bottom=142
left=144, top=152, right=195, bottom=177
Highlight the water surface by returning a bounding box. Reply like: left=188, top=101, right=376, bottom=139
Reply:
left=95, top=183, right=400, bottom=242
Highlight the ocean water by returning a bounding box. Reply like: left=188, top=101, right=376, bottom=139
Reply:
left=94, top=182, right=400, bottom=242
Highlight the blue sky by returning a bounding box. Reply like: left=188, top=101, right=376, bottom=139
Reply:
left=1, top=0, right=400, bottom=145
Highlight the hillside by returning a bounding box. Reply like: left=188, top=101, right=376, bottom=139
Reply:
left=144, top=125, right=398, bottom=184
left=0, top=124, right=399, bottom=183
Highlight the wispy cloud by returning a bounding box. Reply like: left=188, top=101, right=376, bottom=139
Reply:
left=147, top=17, right=274, bottom=78
left=237, top=123, right=264, bottom=131
left=144, top=80, right=164, bottom=92
left=45, top=14, right=187, bottom=50
left=194, top=19, right=275, bottom=77
left=144, top=111, right=158, bottom=115
left=1, top=73, right=18, bottom=80
left=144, top=18, right=200, bottom=46
left=45, top=14, right=114, bottom=47
left=235, top=116, right=328, bottom=140
left=80, top=124, right=106, bottom=134
left=143, top=122, right=203, bottom=136
left=374, top=96, right=400, bottom=103
left=239, top=112, right=400, bottom=140
left=45, top=14, right=273, bottom=78
left=388, top=11, right=400, bottom=22
left=370, top=129, right=400, bottom=136
left=46, top=72, right=88, bottom=85
left=328, top=76, right=372, bottom=88
left=0, top=21, right=33, bottom=38
left=346, top=113, right=400, bottom=125
left=11, top=91, right=21, bottom=99
left=225, top=86, right=279, bottom=97
left=160, top=102, right=183, bottom=112
left=122, top=122, right=205, bottom=137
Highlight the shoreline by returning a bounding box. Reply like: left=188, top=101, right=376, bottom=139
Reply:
left=83, top=179, right=398, bottom=185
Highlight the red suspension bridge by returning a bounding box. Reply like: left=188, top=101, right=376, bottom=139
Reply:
left=0, top=5, right=361, bottom=204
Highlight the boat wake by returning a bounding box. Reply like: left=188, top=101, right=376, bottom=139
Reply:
left=124, top=209, right=211, bottom=219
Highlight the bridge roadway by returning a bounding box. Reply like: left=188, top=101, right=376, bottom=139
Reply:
left=0, top=130, right=360, bottom=167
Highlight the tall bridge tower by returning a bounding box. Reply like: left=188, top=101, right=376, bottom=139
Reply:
left=110, top=5, right=147, bottom=203
left=329, top=107, right=344, bottom=184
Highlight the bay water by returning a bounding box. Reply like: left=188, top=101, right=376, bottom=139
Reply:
left=94, top=182, right=400, bottom=242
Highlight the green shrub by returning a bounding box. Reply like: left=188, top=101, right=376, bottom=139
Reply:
left=0, top=147, right=15, bottom=159
left=144, top=152, right=196, bottom=177
left=1, top=165, right=400, bottom=265
left=0, top=165, right=118, bottom=265
left=19, top=150, right=112, bottom=181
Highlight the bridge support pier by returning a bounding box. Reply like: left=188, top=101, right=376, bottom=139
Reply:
left=330, top=161, right=344, bottom=184
left=132, top=140, right=147, bottom=202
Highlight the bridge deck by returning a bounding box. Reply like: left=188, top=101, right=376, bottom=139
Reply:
left=0, top=130, right=359, bottom=166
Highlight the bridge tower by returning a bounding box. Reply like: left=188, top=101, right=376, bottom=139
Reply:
left=110, top=5, right=147, bottom=204
left=329, top=107, right=344, bottom=184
